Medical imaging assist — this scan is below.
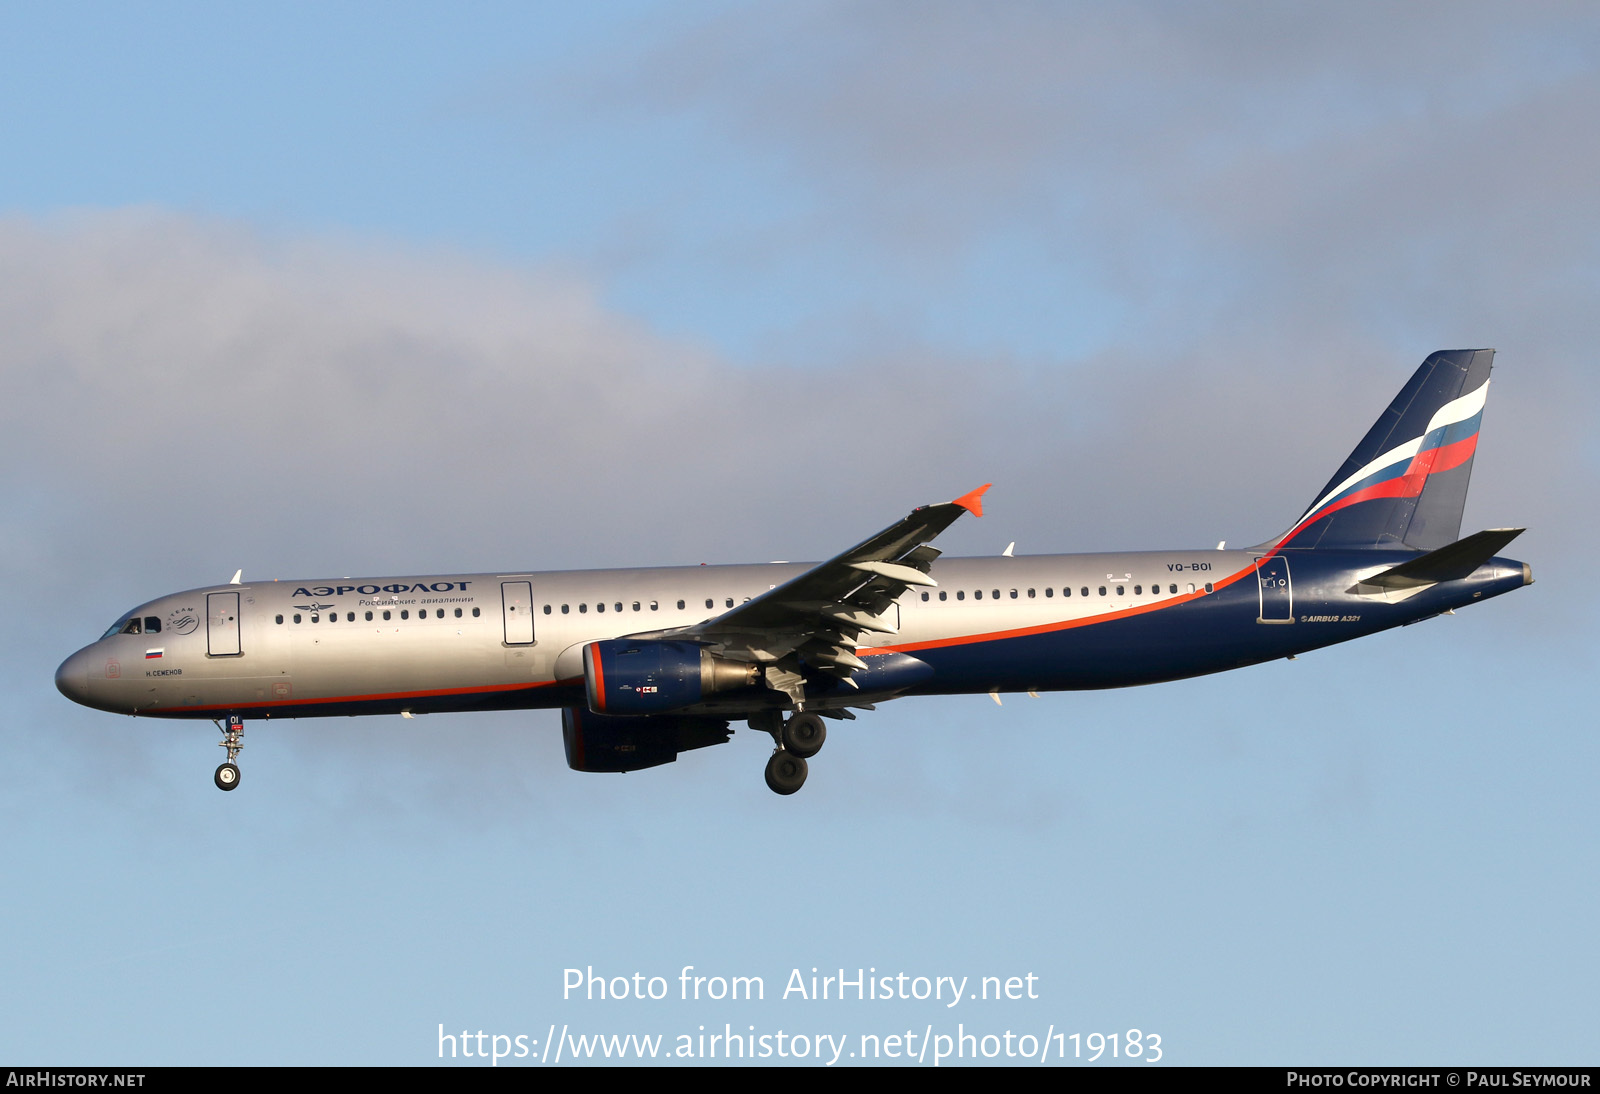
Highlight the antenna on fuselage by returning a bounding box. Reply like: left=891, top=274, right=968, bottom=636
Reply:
left=229, top=569, right=243, bottom=584
left=1002, top=542, right=1015, bottom=557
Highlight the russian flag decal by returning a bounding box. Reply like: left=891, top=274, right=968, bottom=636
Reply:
left=145, top=649, right=164, bottom=660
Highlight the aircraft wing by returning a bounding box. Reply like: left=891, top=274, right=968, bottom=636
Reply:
left=670, top=485, right=989, bottom=702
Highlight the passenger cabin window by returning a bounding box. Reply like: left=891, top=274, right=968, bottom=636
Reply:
left=472, top=607, right=480, bottom=617
left=706, top=599, right=714, bottom=609
left=383, top=610, right=391, bottom=620
left=365, top=611, right=373, bottom=621
left=275, top=614, right=284, bottom=624
left=974, top=590, right=982, bottom=600
left=543, top=605, right=552, bottom=614
left=1098, top=587, right=1106, bottom=597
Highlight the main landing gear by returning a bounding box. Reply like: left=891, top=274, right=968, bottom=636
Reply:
left=756, top=712, right=828, bottom=796
left=214, top=714, right=244, bottom=792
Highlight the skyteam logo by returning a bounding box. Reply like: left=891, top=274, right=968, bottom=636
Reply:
left=1279, top=379, right=1488, bottom=547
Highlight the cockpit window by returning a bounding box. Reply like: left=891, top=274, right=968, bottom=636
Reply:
left=99, top=614, right=163, bottom=639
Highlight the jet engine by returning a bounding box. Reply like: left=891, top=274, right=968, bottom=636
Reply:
left=583, top=639, right=758, bottom=716
left=561, top=706, right=731, bottom=773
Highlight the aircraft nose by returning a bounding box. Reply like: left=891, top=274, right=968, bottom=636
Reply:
left=55, top=649, right=91, bottom=706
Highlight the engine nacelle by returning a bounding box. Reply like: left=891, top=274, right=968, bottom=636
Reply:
left=561, top=706, right=731, bottom=773
left=584, top=639, right=758, bottom=716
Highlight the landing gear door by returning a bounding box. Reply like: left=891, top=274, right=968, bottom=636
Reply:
left=207, top=591, right=242, bottom=656
left=1255, top=557, right=1293, bottom=624
left=502, top=581, right=535, bottom=645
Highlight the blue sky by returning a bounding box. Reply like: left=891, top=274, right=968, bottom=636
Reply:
left=3, top=2, right=1596, bottom=1065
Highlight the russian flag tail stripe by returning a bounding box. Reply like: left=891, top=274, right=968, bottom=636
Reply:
left=1277, top=349, right=1493, bottom=551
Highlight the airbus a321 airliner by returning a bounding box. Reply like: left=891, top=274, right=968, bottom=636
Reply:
left=57, top=349, right=1530, bottom=795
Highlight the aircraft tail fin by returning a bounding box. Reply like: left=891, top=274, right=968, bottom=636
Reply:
left=1277, top=349, right=1494, bottom=550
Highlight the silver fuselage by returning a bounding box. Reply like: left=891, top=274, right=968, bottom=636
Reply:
left=54, top=546, right=1527, bottom=721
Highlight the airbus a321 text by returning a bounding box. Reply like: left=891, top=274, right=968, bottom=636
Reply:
left=58, top=350, right=1531, bottom=795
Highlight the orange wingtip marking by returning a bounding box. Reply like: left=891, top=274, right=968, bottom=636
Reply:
left=952, top=483, right=991, bottom=517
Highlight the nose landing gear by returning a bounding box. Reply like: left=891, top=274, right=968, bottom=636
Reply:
left=214, top=714, right=244, bottom=792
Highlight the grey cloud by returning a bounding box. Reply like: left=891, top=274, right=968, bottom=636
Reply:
left=595, top=5, right=1597, bottom=225
left=0, top=210, right=1045, bottom=600
left=3, top=208, right=1581, bottom=598
left=548, top=3, right=1600, bottom=354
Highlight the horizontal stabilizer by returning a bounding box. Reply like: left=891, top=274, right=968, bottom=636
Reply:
left=1352, top=528, right=1524, bottom=592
